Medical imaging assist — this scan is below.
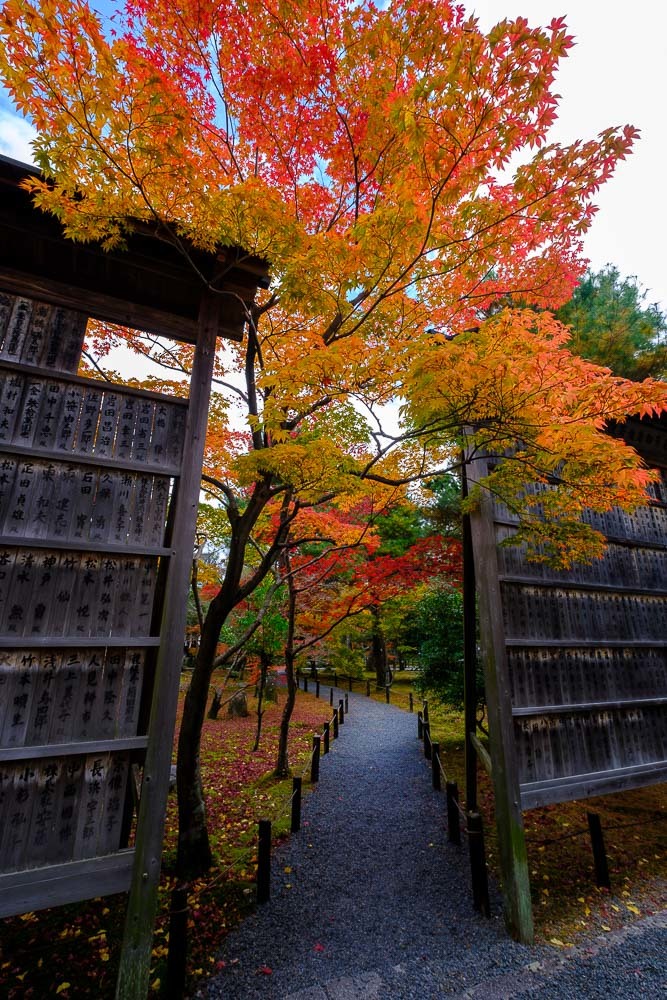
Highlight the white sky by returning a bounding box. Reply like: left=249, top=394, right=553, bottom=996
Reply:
left=471, top=1, right=667, bottom=311
left=1, top=1, right=665, bottom=310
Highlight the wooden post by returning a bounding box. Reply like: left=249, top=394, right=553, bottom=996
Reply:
left=323, top=721, right=330, bottom=755
left=417, top=710, right=423, bottom=739
left=587, top=812, right=611, bottom=889
left=333, top=671, right=337, bottom=687
left=423, top=700, right=429, bottom=724
left=316, top=680, right=320, bottom=698
left=344, top=693, right=349, bottom=714
left=366, top=680, right=371, bottom=697
left=467, top=811, right=491, bottom=916
left=165, top=884, right=188, bottom=1000
left=348, top=675, right=353, bottom=692
left=257, top=819, right=271, bottom=904
left=329, top=687, right=334, bottom=707
left=311, top=735, right=321, bottom=783
left=291, top=778, right=302, bottom=833
left=423, top=721, right=431, bottom=760
left=332, top=710, right=339, bottom=739
left=467, top=447, right=533, bottom=943
left=116, top=297, right=219, bottom=1000
left=409, top=692, right=414, bottom=713
left=303, top=675, right=308, bottom=693
left=446, top=782, right=461, bottom=846
left=385, top=685, right=390, bottom=704
left=338, top=699, right=345, bottom=724
left=431, top=741, right=441, bottom=791
left=462, top=468, right=479, bottom=813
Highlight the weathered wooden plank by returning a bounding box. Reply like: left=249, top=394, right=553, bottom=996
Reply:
left=33, top=379, right=65, bottom=450
left=0, top=440, right=182, bottom=477
left=0, top=761, right=38, bottom=870
left=0, top=849, right=135, bottom=919
left=97, top=754, right=130, bottom=856
left=94, top=388, right=122, bottom=458
left=115, top=395, right=137, bottom=461
left=513, top=697, right=667, bottom=716
left=0, top=737, right=148, bottom=762
left=0, top=534, right=169, bottom=557
left=19, top=300, right=52, bottom=367
left=498, top=574, right=667, bottom=597
left=0, top=359, right=189, bottom=406
left=0, top=636, right=160, bottom=648
left=74, top=385, right=103, bottom=454
left=521, top=759, right=667, bottom=810
left=74, top=753, right=110, bottom=860
left=1, top=297, right=32, bottom=363
left=15, top=379, right=46, bottom=448
left=0, top=373, right=24, bottom=442
left=0, top=292, right=14, bottom=347
left=116, top=650, right=146, bottom=738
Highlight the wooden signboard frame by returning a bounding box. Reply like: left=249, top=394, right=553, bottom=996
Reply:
left=467, top=420, right=667, bottom=943
left=0, top=154, right=268, bottom=998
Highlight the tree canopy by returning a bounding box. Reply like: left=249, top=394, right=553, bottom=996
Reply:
left=3, top=0, right=667, bottom=882
left=556, top=265, right=667, bottom=381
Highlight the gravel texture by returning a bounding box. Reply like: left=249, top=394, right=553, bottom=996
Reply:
left=202, top=688, right=666, bottom=999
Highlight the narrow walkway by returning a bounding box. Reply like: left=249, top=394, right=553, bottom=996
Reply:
left=202, top=689, right=667, bottom=999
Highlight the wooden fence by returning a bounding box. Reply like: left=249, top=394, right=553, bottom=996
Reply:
left=468, top=424, right=667, bottom=941
left=0, top=291, right=187, bottom=916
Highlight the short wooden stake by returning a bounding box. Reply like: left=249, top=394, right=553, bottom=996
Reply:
left=338, top=699, right=345, bottom=724
left=311, top=735, right=321, bottom=783
left=323, top=720, right=330, bottom=754
left=316, top=680, right=320, bottom=698
left=257, top=819, right=271, bottom=904
left=423, top=700, right=429, bottom=724
left=332, top=710, right=339, bottom=739
left=446, top=782, right=461, bottom=846
left=291, top=777, right=302, bottom=833
left=417, top=710, right=423, bottom=739
left=587, top=812, right=611, bottom=889
left=467, top=811, right=491, bottom=916
left=431, top=741, right=441, bottom=791
left=366, top=680, right=371, bottom=697
left=409, top=692, right=414, bottom=713
left=303, top=675, right=308, bottom=693
left=333, top=671, right=337, bottom=687
left=344, top=693, right=349, bottom=713
left=385, top=685, right=390, bottom=704
left=348, top=675, right=353, bottom=692
left=423, top=721, right=431, bottom=760
left=329, top=687, right=334, bottom=707
left=165, top=883, right=188, bottom=1000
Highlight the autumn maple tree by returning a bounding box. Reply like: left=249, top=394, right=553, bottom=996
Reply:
left=3, top=0, right=667, bottom=884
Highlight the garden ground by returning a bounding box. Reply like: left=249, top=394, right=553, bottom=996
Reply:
left=0, top=673, right=665, bottom=997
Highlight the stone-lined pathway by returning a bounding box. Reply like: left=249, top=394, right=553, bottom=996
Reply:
left=202, top=688, right=667, bottom=999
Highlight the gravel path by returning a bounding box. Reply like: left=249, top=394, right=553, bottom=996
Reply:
left=202, top=688, right=666, bottom=999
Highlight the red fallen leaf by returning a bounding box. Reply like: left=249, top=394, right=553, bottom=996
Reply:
left=313, top=943, right=325, bottom=952
left=257, top=966, right=273, bottom=975
left=215, top=961, right=226, bottom=971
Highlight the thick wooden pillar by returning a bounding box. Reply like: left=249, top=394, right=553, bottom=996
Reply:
left=467, top=451, right=533, bottom=944
left=116, top=296, right=219, bottom=999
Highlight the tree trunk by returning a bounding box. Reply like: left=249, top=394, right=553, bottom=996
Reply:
left=176, top=480, right=280, bottom=880
left=275, top=561, right=297, bottom=777
left=253, top=652, right=270, bottom=752
left=367, top=605, right=387, bottom=688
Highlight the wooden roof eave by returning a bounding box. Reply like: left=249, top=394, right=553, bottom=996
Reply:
left=0, top=154, right=270, bottom=344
